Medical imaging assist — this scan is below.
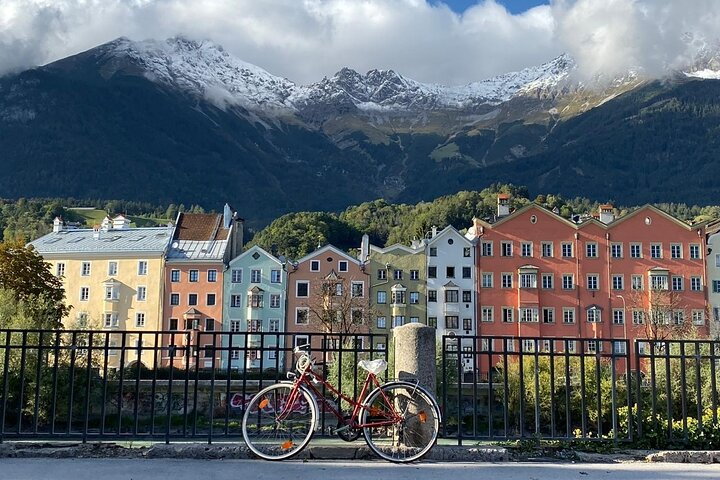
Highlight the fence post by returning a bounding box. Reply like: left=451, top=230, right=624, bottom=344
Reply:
left=392, top=323, right=436, bottom=394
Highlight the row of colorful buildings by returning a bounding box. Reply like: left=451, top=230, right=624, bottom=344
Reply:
left=28, top=199, right=720, bottom=371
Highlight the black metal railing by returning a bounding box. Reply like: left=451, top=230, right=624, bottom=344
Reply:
left=0, top=329, right=388, bottom=443
left=440, top=335, right=720, bottom=446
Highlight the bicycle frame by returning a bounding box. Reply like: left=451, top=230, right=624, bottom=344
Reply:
left=277, top=354, right=403, bottom=431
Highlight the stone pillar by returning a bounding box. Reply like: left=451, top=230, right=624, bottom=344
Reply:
left=393, top=323, right=436, bottom=392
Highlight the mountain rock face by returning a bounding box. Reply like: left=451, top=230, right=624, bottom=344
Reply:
left=1, top=36, right=719, bottom=226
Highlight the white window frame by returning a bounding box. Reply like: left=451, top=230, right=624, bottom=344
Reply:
left=310, top=260, right=320, bottom=272
left=81, top=262, right=91, bottom=276
left=296, top=281, right=310, bottom=298
left=482, top=273, right=493, bottom=288
left=137, top=285, right=146, bottom=301
left=561, top=242, right=573, bottom=258
left=563, top=308, right=575, bottom=324
left=295, top=307, right=310, bottom=325
left=586, top=242, right=598, bottom=258
left=138, top=260, right=148, bottom=276
left=481, top=307, right=494, bottom=322
left=135, top=312, right=145, bottom=327
left=231, top=269, right=242, bottom=283
left=338, top=261, right=349, bottom=272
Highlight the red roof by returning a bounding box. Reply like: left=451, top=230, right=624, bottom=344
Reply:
left=174, top=213, right=229, bottom=241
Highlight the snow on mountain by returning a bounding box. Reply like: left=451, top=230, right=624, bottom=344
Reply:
left=94, top=37, right=576, bottom=114
left=684, top=44, right=720, bottom=80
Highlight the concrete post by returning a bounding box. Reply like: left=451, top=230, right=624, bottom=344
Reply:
left=393, top=323, right=436, bottom=392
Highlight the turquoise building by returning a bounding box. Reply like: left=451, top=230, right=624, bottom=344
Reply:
left=222, top=245, right=287, bottom=371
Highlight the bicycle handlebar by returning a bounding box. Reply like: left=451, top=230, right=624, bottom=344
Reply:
left=293, top=344, right=311, bottom=354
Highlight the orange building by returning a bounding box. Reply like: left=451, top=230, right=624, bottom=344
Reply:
left=467, top=202, right=709, bottom=369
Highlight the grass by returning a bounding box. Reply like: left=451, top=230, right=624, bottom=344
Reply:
left=68, top=208, right=169, bottom=228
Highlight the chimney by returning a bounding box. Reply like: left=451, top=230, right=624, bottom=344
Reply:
left=431, top=226, right=438, bottom=238
left=497, top=194, right=511, bottom=218
left=599, top=204, right=615, bottom=224
left=360, top=234, right=370, bottom=262
left=53, top=217, right=64, bottom=233
left=93, top=225, right=101, bottom=239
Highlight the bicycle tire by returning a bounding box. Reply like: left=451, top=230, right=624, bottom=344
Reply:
left=242, top=383, right=317, bottom=460
left=360, top=381, right=440, bottom=463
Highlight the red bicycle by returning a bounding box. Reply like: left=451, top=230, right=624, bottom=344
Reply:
left=241, top=345, right=440, bottom=462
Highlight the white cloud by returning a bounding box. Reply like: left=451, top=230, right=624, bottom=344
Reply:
left=0, top=0, right=718, bottom=84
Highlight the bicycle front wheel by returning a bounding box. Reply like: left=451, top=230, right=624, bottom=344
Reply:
left=360, top=381, right=440, bottom=463
left=242, top=383, right=317, bottom=460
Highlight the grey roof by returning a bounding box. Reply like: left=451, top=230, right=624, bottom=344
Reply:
left=166, top=239, right=228, bottom=262
left=30, top=227, right=174, bottom=255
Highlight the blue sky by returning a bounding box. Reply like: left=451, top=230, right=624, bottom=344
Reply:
left=440, top=0, right=550, bottom=14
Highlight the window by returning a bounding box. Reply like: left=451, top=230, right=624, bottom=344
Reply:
left=56, top=262, right=66, bottom=277
left=247, top=319, right=261, bottom=332
left=482, top=273, right=493, bottom=288
left=562, top=274, right=574, bottom=290
left=462, top=266, right=471, bottom=279
left=542, top=308, right=555, bottom=324
left=444, top=290, right=458, bottom=303
left=428, top=266, right=437, bottom=278
left=587, top=274, right=599, bottom=290
left=170, top=269, right=180, bottom=282
left=673, top=310, right=685, bottom=325
left=428, top=317, right=437, bottom=328
left=586, top=242, right=598, bottom=258
left=392, top=290, right=406, bottom=304
left=310, top=260, right=320, bottom=271
left=295, top=308, right=309, bottom=325
left=393, top=316, right=406, bottom=327
left=651, top=243, right=662, bottom=259
left=429, top=247, right=437, bottom=257
left=203, top=269, right=216, bottom=282
left=672, top=276, right=684, bottom=291
left=541, top=242, right=553, bottom=257
left=632, top=275, right=644, bottom=290
left=566, top=340, right=577, bottom=353
left=632, top=310, right=645, bottom=325
left=463, top=247, right=471, bottom=257
left=481, top=241, right=493, bottom=257
left=81, top=262, right=91, bottom=276
left=714, top=280, right=720, bottom=293
left=630, top=243, right=642, bottom=258
left=587, top=308, right=601, bottom=323
left=613, top=341, right=627, bottom=354
left=481, top=307, right=494, bottom=322
left=377, top=316, right=386, bottom=329
left=377, top=269, right=387, bottom=280
left=561, top=242, right=573, bottom=258
left=206, top=293, right=216, bottom=306
left=691, top=276, right=702, bottom=291
left=501, top=273, right=513, bottom=288
left=563, top=308, right=576, bottom=324
left=671, top=244, right=682, bottom=259
left=504, top=339, right=516, bottom=352
left=185, top=318, right=199, bottom=330
left=108, top=261, right=118, bottom=276
left=250, top=293, right=264, bottom=308
left=169, top=293, right=180, bottom=305
left=522, top=339, right=536, bottom=352
left=189, top=270, right=199, bottom=282
left=501, top=241, right=513, bottom=257
left=296, top=281, right=309, bottom=297
left=80, top=287, right=89, bottom=301
left=230, top=349, right=241, bottom=360
left=377, top=291, right=387, bottom=304
left=138, top=261, right=148, bottom=275
left=612, top=274, right=624, bottom=290
left=169, top=318, right=178, bottom=330
left=230, top=294, right=241, bottom=307
left=231, top=269, right=242, bottom=283
left=270, top=293, right=281, bottom=308
left=336, top=261, right=348, bottom=272
left=587, top=340, right=601, bottom=353
left=541, top=273, right=553, bottom=289
left=462, top=318, right=472, bottom=330
left=462, top=290, right=472, bottom=303
left=351, top=282, right=364, bottom=297
left=611, top=243, right=623, bottom=258
left=690, top=244, right=700, bottom=259
left=410, top=270, right=419, bottom=280
left=445, top=316, right=459, bottom=329
left=250, top=269, right=261, bottom=283
left=267, top=319, right=280, bottom=332
left=294, top=335, right=309, bottom=348
left=134, top=312, right=145, bottom=327
left=375, top=343, right=386, bottom=351
left=409, top=291, right=420, bottom=304
left=502, top=307, right=514, bottom=323
left=428, top=290, right=437, bottom=302
left=613, top=309, right=625, bottom=325
left=391, top=269, right=403, bottom=281
left=651, top=273, right=669, bottom=290
left=692, top=310, right=705, bottom=325
left=521, top=242, right=532, bottom=257
left=230, top=320, right=241, bottom=332
left=137, top=286, right=146, bottom=301
left=480, top=338, right=494, bottom=352
left=446, top=266, right=455, bottom=278
left=105, top=285, right=119, bottom=300
left=520, top=272, right=537, bottom=288
left=519, top=307, right=539, bottom=323
left=188, top=294, right=198, bottom=306
left=103, top=313, right=118, bottom=328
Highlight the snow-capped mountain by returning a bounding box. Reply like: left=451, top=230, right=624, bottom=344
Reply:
left=88, top=36, right=578, bottom=115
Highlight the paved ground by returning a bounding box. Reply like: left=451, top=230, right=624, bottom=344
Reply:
left=1, top=459, right=718, bottom=480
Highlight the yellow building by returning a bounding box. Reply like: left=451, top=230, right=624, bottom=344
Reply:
left=30, top=215, right=173, bottom=369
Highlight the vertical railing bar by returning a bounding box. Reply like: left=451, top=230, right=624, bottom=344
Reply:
left=32, top=331, right=44, bottom=435
left=50, top=330, right=61, bottom=436
left=224, top=331, right=233, bottom=437
left=518, top=340, right=525, bottom=438
left=208, top=332, right=217, bottom=445
left=579, top=342, right=587, bottom=438
left=595, top=348, right=601, bottom=437
left=456, top=335, right=463, bottom=445
left=117, top=332, right=127, bottom=437
left=66, top=331, right=78, bottom=435
left=192, top=331, right=200, bottom=438
left=17, top=331, right=28, bottom=435
left=534, top=340, right=540, bottom=437
left=100, top=332, right=110, bottom=437
left=441, top=336, right=447, bottom=440
left=1, top=331, right=12, bottom=442
left=502, top=340, right=509, bottom=438
left=711, top=340, right=718, bottom=424
left=549, top=339, right=556, bottom=438
left=149, top=331, right=160, bottom=438
left=133, top=332, right=143, bottom=437
left=695, top=342, right=703, bottom=434
left=487, top=337, right=494, bottom=439
left=664, top=341, right=672, bottom=441
left=564, top=340, right=571, bottom=439
left=165, top=333, right=176, bottom=444
left=82, top=332, right=94, bottom=442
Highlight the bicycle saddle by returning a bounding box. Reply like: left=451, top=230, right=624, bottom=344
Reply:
left=357, top=359, right=388, bottom=374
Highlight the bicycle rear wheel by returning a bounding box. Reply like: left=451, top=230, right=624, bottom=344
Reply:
left=360, top=381, right=440, bottom=463
left=242, top=383, right=317, bottom=460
